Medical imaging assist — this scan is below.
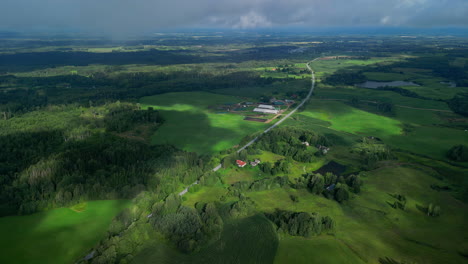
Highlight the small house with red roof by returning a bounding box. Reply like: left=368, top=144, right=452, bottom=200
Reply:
left=236, top=160, right=247, bottom=168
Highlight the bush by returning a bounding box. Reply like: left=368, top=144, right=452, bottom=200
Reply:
left=447, top=145, right=468, bottom=162
left=334, top=185, right=350, bottom=203
left=151, top=198, right=224, bottom=253
left=448, top=93, right=468, bottom=117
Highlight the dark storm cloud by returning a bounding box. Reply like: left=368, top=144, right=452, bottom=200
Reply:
left=1, top=0, right=467, bottom=34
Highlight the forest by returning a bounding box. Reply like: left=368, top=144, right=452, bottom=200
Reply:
left=0, top=70, right=279, bottom=114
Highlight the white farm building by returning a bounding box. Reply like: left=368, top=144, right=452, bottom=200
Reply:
left=254, top=104, right=279, bottom=114
left=253, top=108, right=279, bottom=114
left=257, top=104, right=276, bottom=110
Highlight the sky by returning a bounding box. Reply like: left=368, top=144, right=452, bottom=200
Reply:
left=1, top=0, right=468, bottom=35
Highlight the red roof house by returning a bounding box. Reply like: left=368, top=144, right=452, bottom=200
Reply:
left=236, top=160, right=247, bottom=168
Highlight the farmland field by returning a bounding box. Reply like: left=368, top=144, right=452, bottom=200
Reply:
left=0, top=200, right=130, bottom=264
left=294, top=99, right=467, bottom=161
left=298, top=100, right=402, bottom=137
left=140, top=91, right=269, bottom=153
left=274, top=236, right=365, bottom=264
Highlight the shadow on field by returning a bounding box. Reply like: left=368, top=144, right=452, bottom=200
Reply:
left=152, top=108, right=265, bottom=154
left=133, top=214, right=278, bottom=264
left=415, top=204, right=428, bottom=214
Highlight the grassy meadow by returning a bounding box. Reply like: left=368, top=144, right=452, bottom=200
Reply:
left=0, top=200, right=130, bottom=264
left=305, top=54, right=467, bottom=162
left=181, top=151, right=468, bottom=263
left=292, top=99, right=467, bottom=161
left=274, top=236, right=365, bottom=264
left=132, top=215, right=278, bottom=264
left=298, top=100, right=402, bottom=137
left=140, top=91, right=269, bottom=154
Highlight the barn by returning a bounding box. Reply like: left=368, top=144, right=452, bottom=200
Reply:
left=253, top=108, right=279, bottom=114
left=254, top=104, right=279, bottom=114
left=258, top=104, right=276, bottom=110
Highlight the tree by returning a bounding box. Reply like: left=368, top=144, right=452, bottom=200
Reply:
left=308, top=174, right=324, bottom=194
left=427, top=203, right=441, bottom=217
left=259, top=162, right=273, bottom=174
left=346, top=175, right=362, bottom=193
left=378, top=102, right=394, bottom=114
left=290, top=194, right=299, bottom=203
left=334, top=185, right=349, bottom=203
left=350, top=97, right=360, bottom=107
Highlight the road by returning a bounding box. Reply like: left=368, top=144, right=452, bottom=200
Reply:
left=178, top=58, right=318, bottom=196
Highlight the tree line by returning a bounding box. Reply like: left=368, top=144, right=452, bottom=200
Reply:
left=293, top=172, right=362, bottom=203
left=0, top=70, right=277, bottom=116
left=266, top=209, right=334, bottom=237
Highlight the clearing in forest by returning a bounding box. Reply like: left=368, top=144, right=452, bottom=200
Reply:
left=140, top=91, right=269, bottom=154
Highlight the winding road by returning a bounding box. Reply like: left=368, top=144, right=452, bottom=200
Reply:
left=178, top=58, right=319, bottom=196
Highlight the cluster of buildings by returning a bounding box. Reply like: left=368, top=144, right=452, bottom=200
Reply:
left=236, top=159, right=261, bottom=168
left=317, top=145, right=330, bottom=154
left=251, top=98, right=295, bottom=115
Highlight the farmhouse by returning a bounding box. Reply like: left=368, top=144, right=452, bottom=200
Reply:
left=317, top=145, right=330, bottom=154
left=236, top=160, right=247, bottom=168
left=250, top=159, right=261, bottom=167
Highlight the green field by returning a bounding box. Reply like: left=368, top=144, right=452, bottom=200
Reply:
left=315, top=86, right=451, bottom=110
left=0, top=200, right=130, bottom=264
left=363, top=70, right=467, bottom=100
left=275, top=236, right=365, bottom=264
left=299, top=100, right=402, bottom=137
left=140, top=91, right=268, bottom=154
left=296, top=97, right=466, bottom=161
left=238, top=163, right=468, bottom=263
left=132, top=215, right=278, bottom=264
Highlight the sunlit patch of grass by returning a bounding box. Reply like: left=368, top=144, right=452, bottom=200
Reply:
left=0, top=200, right=130, bottom=264
left=299, top=100, right=402, bottom=138
left=69, top=202, right=87, bottom=213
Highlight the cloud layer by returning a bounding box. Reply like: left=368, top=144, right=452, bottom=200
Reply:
left=1, top=0, right=467, bottom=34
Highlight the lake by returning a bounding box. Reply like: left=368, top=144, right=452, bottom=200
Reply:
left=358, top=81, right=420, bottom=89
